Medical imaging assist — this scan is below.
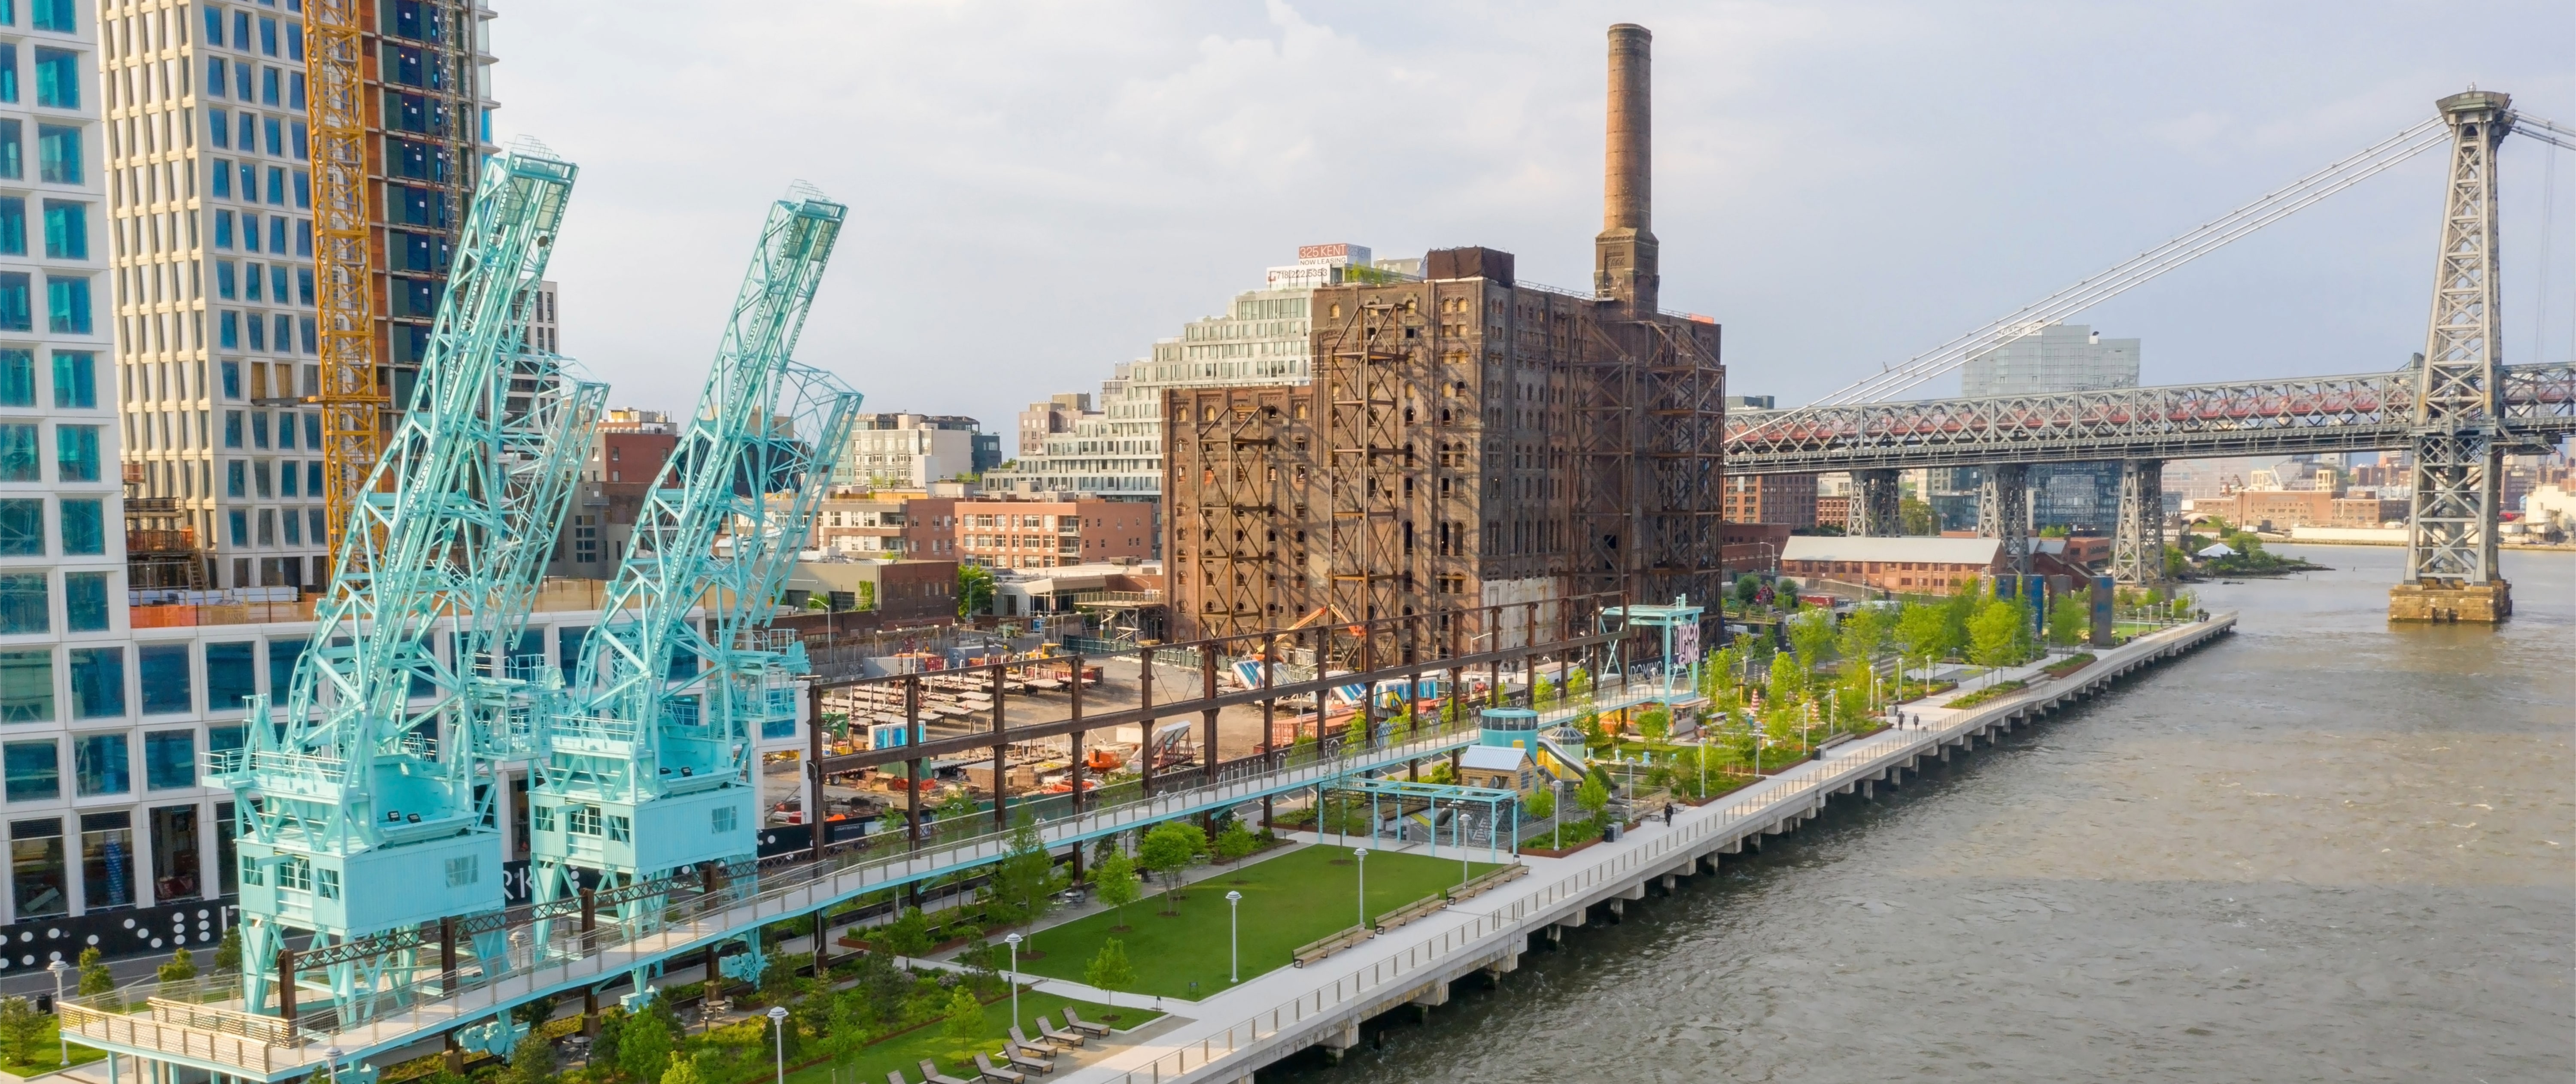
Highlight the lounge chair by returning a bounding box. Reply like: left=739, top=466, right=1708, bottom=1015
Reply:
left=1059, top=1006, right=1113, bottom=1036
left=888, top=1074, right=911, bottom=1084
left=1035, top=1015, right=1087, bottom=1048
left=1005, top=1041, right=1055, bottom=1073
left=1012, top=1025, right=1075, bottom=1053
left=917, top=1060, right=975, bottom=1084
left=972, top=1053, right=1025, bottom=1084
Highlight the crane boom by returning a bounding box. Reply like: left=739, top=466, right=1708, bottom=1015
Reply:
left=216, top=148, right=591, bottom=1020
left=306, top=0, right=383, bottom=558
left=529, top=191, right=861, bottom=907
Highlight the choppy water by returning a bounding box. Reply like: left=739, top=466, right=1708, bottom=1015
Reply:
left=1264, top=545, right=2576, bottom=1083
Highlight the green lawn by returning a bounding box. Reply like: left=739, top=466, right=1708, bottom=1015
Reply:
left=0, top=1017, right=110, bottom=1076
left=1012, top=845, right=1503, bottom=1000
left=784, top=989, right=1157, bottom=1084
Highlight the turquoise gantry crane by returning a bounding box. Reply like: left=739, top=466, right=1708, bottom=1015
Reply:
left=526, top=189, right=860, bottom=974
left=212, top=147, right=604, bottom=1021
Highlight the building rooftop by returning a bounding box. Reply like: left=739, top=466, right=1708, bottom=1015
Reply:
left=1780, top=536, right=2002, bottom=565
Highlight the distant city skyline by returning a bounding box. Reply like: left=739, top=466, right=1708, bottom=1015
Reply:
left=487, top=1, right=2573, bottom=438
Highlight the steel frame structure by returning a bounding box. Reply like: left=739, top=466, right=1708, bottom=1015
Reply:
left=307, top=0, right=382, bottom=556
left=1975, top=463, right=2031, bottom=575
left=1319, top=301, right=1420, bottom=638
left=2403, top=91, right=2512, bottom=587
left=529, top=192, right=863, bottom=917
left=2109, top=460, right=2165, bottom=585
left=215, top=149, right=598, bottom=1020
left=1164, top=386, right=1303, bottom=638
left=1724, top=361, right=2575, bottom=475
left=1847, top=469, right=1901, bottom=536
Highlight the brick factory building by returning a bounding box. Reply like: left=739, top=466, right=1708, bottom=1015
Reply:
left=1164, top=25, right=1725, bottom=642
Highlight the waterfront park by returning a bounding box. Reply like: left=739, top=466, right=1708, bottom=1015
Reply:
left=32, top=582, right=2201, bottom=1084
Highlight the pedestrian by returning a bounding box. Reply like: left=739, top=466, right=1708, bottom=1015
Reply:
left=1663, top=802, right=1675, bottom=827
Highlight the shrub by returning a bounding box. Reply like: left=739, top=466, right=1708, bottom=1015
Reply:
left=157, top=947, right=198, bottom=983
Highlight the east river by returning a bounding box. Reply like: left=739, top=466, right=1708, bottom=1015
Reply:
left=1266, top=544, right=2574, bottom=1083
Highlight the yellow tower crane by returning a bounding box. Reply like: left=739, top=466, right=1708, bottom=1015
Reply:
left=306, top=0, right=384, bottom=557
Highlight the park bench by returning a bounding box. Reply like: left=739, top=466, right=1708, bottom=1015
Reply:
left=1373, top=894, right=1448, bottom=933
left=1292, top=922, right=1372, bottom=966
left=1443, top=863, right=1529, bottom=904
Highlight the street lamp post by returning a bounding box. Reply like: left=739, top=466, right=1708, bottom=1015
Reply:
left=1552, top=779, right=1564, bottom=850
left=1225, top=891, right=1242, bottom=983
left=325, top=1048, right=344, bottom=1084
left=46, top=959, right=69, bottom=1066
left=1004, top=933, right=1022, bottom=1034
left=1456, top=804, right=1469, bottom=886
left=766, top=1006, right=789, bottom=1084
left=1353, top=847, right=1369, bottom=931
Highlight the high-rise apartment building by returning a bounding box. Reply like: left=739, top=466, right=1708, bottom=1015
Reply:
left=1015, top=392, right=1090, bottom=458
left=109, top=0, right=495, bottom=592
left=1936, top=322, right=2142, bottom=531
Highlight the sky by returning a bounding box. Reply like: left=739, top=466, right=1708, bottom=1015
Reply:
left=489, top=0, right=2576, bottom=434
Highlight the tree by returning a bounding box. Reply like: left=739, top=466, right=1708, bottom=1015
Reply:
left=1899, top=497, right=1938, bottom=536
left=933, top=787, right=980, bottom=824
left=213, top=927, right=243, bottom=972
left=1895, top=603, right=1950, bottom=663
left=618, top=1009, right=674, bottom=1084
left=507, top=1032, right=558, bottom=1084
left=1137, top=822, right=1203, bottom=914
left=658, top=1052, right=705, bottom=1084
left=1575, top=772, right=1611, bottom=821
left=985, top=812, right=1059, bottom=942
left=1567, top=668, right=1592, bottom=699
left=2046, top=592, right=2087, bottom=647
left=0, top=996, right=45, bottom=1066
left=1522, top=787, right=1555, bottom=821
left=1767, top=651, right=1805, bottom=702
left=1212, top=820, right=1258, bottom=869
left=1534, top=675, right=1557, bottom=707
left=1838, top=606, right=1891, bottom=663
left=1968, top=597, right=2030, bottom=669
left=1787, top=609, right=1836, bottom=669
left=1731, top=574, right=1763, bottom=607
left=1636, top=708, right=1670, bottom=743
left=940, top=986, right=983, bottom=1045
left=158, top=947, right=198, bottom=983
left=877, top=907, right=933, bottom=965
left=1092, top=849, right=1139, bottom=931
left=76, top=947, right=112, bottom=996
left=591, top=1010, right=628, bottom=1074
left=955, top=564, right=995, bottom=618
left=1084, top=939, right=1136, bottom=1009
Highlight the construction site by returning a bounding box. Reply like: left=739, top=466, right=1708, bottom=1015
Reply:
left=1163, top=23, right=1726, bottom=651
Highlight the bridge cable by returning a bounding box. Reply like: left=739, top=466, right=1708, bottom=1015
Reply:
left=1737, top=115, right=2451, bottom=442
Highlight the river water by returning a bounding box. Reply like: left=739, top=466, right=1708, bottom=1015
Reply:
left=1265, top=544, right=2575, bottom=1083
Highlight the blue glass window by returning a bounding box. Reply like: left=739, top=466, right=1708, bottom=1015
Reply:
left=43, top=275, right=88, bottom=334
left=290, top=73, right=304, bottom=111
left=287, top=23, right=303, bottom=61
left=207, top=724, right=246, bottom=757
left=0, top=45, right=15, bottom=104
left=268, top=638, right=305, bottom=700
left=297, top=267, right=315, bottom=305
left=0, top=350, right=25, bottom=406
left=143, top=731, right=193, bottom=788
left=62, top=572, right=103, bottom=632
left=216, top=260, right=237, bottom=299
left=241, top=212, right=260, bottom=252
left=48, top=348, right=88, bottom=407
left=293, top=167, right=309, bottom=205
left=0, top=651, right=51, bottom=723
left=0, top=500, right=35, bottom=555
left=58, top=497, right=99, bottom=554
left=258, top=16, right=277, bottom=56
left=0, top=197, right=20, bottom=254
left=4, top=742, right=57, bottom=801
left=260, top=65, right=278, bottom=106
left=203, top=5, right=224, bottom=46
left=227, top=509, right=246, bottom=546
left=0, top=425, right=32, bottom=480
left=138, top=645, right=189, bottom=716
left=33, top=124, right=76, bottom=184
left=219, top=309, right=239, bottom=348
left=208, top=109, right=230, bottom=149
left=0, top=120, right=19, bottom=180
left=29, top=0, right=71, bottom=33
left=270, top=265, right=289, bottom=303
left=269, top=216, right=287, bottom=253
left=263, top=117, right=282, bottom=157
left=207, top=642, right=256, bottom=713
left=210, top=158, right=231, bottom=198
left=0, top=272, right=30, bottom=330
left=73, top=733, right=128, bottom=794
left=222, top=411, right=243, bottom=449
left=250, top=411, right=268, bottom=449
left=39, top=200, right=79, bottom=259
left=224, top=458, right=244, bottom=496
left=214, top=209, right=234, bottom=248
left=305, top=458, right=322, bottom=493
left=266, top=165, right=283, bottom=204
left=0, top=574, right=44, bottom=635
left=205, top=56, right=226, bottom=98
left=247, top=310, right=266, bottom=350
left=274, top=314, right=293, bottom=354
left=30, top=47, right=73, bottom=108
left=234, top=13, right=250, bottom=54
left=53, top=423, right=98, bottom=481
left=67, top=648, right=122, bottom=720
left=277, top=412, right=297, bottom=451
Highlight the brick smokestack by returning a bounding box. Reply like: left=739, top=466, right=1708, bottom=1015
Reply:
left=1595, top=23, right=1659, bottom=313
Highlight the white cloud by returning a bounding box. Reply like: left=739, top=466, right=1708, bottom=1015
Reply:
left=489, top=0, right=2576, bottom=428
